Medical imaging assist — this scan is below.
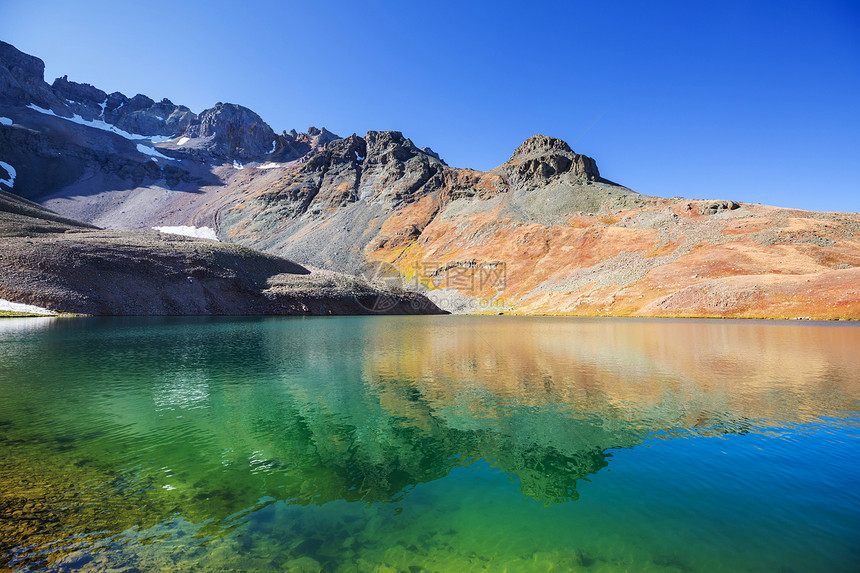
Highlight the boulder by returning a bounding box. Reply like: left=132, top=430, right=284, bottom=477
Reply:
left=701, top=200, right=740, bottom=215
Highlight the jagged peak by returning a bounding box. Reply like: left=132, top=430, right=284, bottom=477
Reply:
left=362, top=131, right=445, bottom=165
left=51, top=75, right=107, bottom=111
left=308, top=126, right=336, bottom=137
left=303, top=126, right=340, bottom=147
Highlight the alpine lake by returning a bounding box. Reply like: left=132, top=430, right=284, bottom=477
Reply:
left=0, top=316, right=857, bottom=572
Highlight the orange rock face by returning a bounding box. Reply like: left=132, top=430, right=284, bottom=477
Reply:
left=365, top=195, right=860, bottom=319
left=218, top=134, right=859, bottom=319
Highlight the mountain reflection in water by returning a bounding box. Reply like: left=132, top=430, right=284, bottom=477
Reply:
left=1, top=316, right=857, bottom=571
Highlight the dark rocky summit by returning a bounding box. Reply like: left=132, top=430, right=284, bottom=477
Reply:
left=0, top=41, right=67, bottom=112
left=505, top=134, right=600, bottom=187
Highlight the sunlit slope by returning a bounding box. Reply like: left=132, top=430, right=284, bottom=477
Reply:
left=223, top=134, right=860, bottom=319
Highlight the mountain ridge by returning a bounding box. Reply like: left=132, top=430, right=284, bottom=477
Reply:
left=1, top=41, right=858, bottom=319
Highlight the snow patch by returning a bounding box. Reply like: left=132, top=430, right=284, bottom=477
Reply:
left=270, top=140, right=277, bottom=154
left=98, top=98, right=107, bottom=118
left=258, top=162, right=280, bottom=169
left=27, top=104, right=173, bottom=142
left=232, top=160, right=244, bottom=170
left=0, top=298, right=55, bottom=315
left=355, top=151, right=364, bottom=161
left=0, top=117, right=12, bottom=126
left=153, top=226, right=219, bottom=241
left=136, top=143, right=174, bottom=161
left=176, top=136, right=190, bottom=146
left=0, top=161, right=16, bottom=188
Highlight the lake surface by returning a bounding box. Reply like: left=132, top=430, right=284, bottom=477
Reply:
left=0, top=316, right=858, bottom=572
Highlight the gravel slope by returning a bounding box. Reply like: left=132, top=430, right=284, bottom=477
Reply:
left=0, top=191, right=442, bottom=316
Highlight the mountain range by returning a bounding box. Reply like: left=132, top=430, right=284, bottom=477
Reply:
left=1, top=40, right=858, bottom=319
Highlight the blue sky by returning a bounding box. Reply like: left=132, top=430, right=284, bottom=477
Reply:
left=2, top=0, right=858, bottom=212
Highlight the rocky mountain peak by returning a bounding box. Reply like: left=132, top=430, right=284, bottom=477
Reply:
left=506, top=134, right=599, bottom=185
left=327, top=134, right=367, bottom=162
left=52, top=76, right=106, bottom=109
left=511, top=134, right=573, bottom=158
left=300, top=126, right=339, bottom=149
left=364, top=131, right=443, bottom=165
left=421, top=146, right=445, bottom=164
left=271, top=127, right=341, bottom=162
left=0, top=41, right=67, bottom=112
left=182, top=102, right=276, bottom=160
left=126, top=93, right=156, bottom=111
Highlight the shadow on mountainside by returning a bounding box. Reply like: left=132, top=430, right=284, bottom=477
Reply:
left=0, top=190, right=443, bottom=316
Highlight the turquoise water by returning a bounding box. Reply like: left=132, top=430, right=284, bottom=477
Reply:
left=0, top=316, right=858, bottom=572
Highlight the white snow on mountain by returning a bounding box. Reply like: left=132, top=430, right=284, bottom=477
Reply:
left=136, top=144, right=174, bottom=161
left=0, top=161, right=16, bottom=188
left=0, top=298, right=55, bottom=315
left=152, top=226, right=219, bottom=241
left=27, top=104, right=173, bottom=142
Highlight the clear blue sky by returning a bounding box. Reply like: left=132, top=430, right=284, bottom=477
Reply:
left=2, top=0, right=859, bottom=212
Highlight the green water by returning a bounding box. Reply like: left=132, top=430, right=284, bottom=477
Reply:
left=0, top=316, right=858, bottom=572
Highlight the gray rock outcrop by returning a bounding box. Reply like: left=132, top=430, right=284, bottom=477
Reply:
left=0, top=41, right=68, bottom=113
left=701, top=200, right=741, bottom=215
left=505, top=134, right=600, bottom=188
left=182, top=102, right=276, bottom=160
